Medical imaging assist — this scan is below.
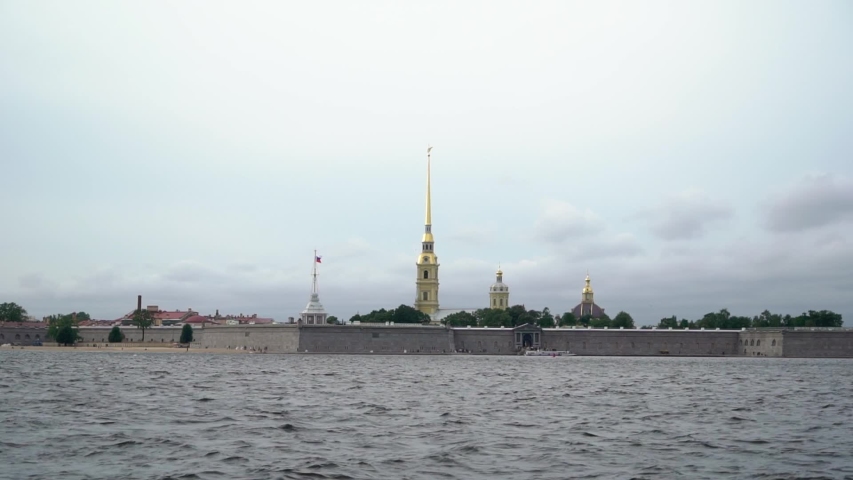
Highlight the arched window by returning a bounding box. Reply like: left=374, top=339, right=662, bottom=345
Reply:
left=756, top=340, right=760, bottom=346
left=750, top=339, right=755, bottom=346
left=493, top=298, right=496, bottom=306
left=422, top=291, right=428, bottom=301
left=423, top=270, right=429, bottom=279
left=500, top=298, right=504, bottom=306
left=15, top=334, right=20, bottom=340
left=771, top=339, right=776, bottom=346
left=25, top=334, right=30, bottom=339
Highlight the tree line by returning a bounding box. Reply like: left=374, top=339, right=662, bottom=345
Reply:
left=652, top=309, right=843, bottom=330
left=1, top=303, right=195, bottom=345
left=348, top=304, right=637, bottom=329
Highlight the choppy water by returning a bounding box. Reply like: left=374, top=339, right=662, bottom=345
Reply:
left=1, top=351, right=852, bottom=480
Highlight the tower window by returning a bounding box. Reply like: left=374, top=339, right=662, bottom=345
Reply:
left=493, top=298, right=496, bottom=306
left=423, top=270, right=429, bottom=279
left=422, top=291, right=428, bottom=301
left=500, top=298, right=504, bottom=306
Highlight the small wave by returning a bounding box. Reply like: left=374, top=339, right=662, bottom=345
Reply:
left=222, top=456, right=248, bottom=464
left=110, top=440, right=141, bottom=448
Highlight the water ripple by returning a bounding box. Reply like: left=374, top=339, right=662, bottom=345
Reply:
left=0, top=352, right=852, bottom=479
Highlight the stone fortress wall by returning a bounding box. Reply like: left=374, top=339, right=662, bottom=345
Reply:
left=298, top=324, right=455, bottom=354
left=541, top=329, right=742, bottom=356
left=3, top=324, right=852, bottom=358
left=200, top=324, right=298, bottom=353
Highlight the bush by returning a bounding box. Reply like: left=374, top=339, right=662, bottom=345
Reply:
left=108, top=326, right=124, bottom=343
left=180, top=324, right=193, bottom=344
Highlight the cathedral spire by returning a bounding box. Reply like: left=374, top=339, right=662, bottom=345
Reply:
left=415, top=146, right=439, bottom=317
left=425, top=146, right=432, bottom=226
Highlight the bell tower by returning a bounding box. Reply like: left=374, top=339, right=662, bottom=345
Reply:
left=489, top=266, right=510, bottom=310
left=579, top=272, right=595, bottom=316
left=414, top=146, right=439, bottom=315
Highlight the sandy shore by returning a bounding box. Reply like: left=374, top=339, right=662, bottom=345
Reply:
left=1, top=345, right=250, bottom=354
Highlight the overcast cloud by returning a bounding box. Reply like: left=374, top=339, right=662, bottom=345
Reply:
left=2, top=1, right=852, bottom=325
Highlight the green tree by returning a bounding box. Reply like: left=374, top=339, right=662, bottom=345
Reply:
left=506, top=305, right=527, bottom=326
left=476, top=308, right=513, bottom=327
left=442, top=311, right=478, bottom=327
left=48, top=314, right=80, bottom=346
left=590, top=315, right=611, bottom=328
left=326, top=315, right=339, bottom=325
left=611, top=311, right=635, bottom=329
left=0, top=302, right=28, bottom=322
left=558, top=312, right=577, bottom=326
left=348, top=313, right=362, bottom=323
left=180, top=324, right=193, bottom=343
left=807, top=310, right=843, bottom=327
left=658, top=315, right=678, bottom=329
left=392, top=304, right=431, bottom=324
left=108, top=326, right=124, bottom=343
left=537, top=307, right=555, bottom=328
left=132, top=309, right=154, bottom=341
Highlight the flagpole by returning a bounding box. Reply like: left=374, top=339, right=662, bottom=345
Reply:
left=312, top=249, right=318, bottom=295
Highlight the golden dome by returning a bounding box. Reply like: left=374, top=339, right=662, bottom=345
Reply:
left=582, top=274, right=593, bottom=294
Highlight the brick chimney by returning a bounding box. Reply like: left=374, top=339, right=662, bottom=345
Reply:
left=137, top=295, right=142, bottom=312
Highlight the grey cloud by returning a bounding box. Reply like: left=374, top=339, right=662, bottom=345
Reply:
left=533, top=200, right=606, bottom=244
left=641, top=189, right=734, bottom=240
left=447, top=226, right=495, bottom=246
left=580, top=234, right=644, bottom=259
left=162, top=261, right=225, bottom=283
left=12, top=228, right=853, bottom=326
left=763, top=174, right=853, bottom=233
left=18, top=273, right=58, bottom=291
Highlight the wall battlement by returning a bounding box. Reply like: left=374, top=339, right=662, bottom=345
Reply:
left=3, top=323, right=851, bottom=357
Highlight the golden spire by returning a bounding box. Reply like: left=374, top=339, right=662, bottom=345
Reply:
left=583, top=272, right=593, bottom=294
left=422, top=146, right=434, bottom=243
left=425, top=146, right=432, bottom=226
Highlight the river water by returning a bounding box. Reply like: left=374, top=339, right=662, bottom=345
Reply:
left=1, top=351, right=852, bottom=480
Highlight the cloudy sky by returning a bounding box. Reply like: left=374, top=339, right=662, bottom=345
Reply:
left=2, top=1, right=851, bottom=325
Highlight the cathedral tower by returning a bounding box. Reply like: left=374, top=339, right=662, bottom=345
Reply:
left=489, top=266, right=509, bottom=310
left=414, top=147, right=439, bottom=315
left=571, top=272, right=605, bottom=318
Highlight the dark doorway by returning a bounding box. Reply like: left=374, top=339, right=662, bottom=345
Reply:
left=522, top=333, right=533, bottom=348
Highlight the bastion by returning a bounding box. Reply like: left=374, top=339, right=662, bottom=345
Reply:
left=3, top=323, right=852, bottom=357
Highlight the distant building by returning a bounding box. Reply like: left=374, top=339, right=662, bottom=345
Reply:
left=489, top=266, right=510, bottom=310
left=300, top=250, right=328, bottom=325
left=415, top=147, right=440, bottom=316
left=119, top=305, right=196, bottom=326
left=571, top=274, right=606, bottom=319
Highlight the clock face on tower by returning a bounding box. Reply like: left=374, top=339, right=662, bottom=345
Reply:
left=423, top=256, right=429, bottom=263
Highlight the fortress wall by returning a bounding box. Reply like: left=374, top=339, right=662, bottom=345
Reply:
left=200, top=324, right=299, bottom=353
left=738, top=330, right=784, bottom=357
left=453, top=329, right=515, bottom=354
left=0, top=325, right=48, bottom=345
left=782, top=331, right=853, bottom=358
left=540, top=329, right=741, bottom=356
left=298, top=324, right=454, bottom=354
left=76, top=327, right=193, bottom=344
